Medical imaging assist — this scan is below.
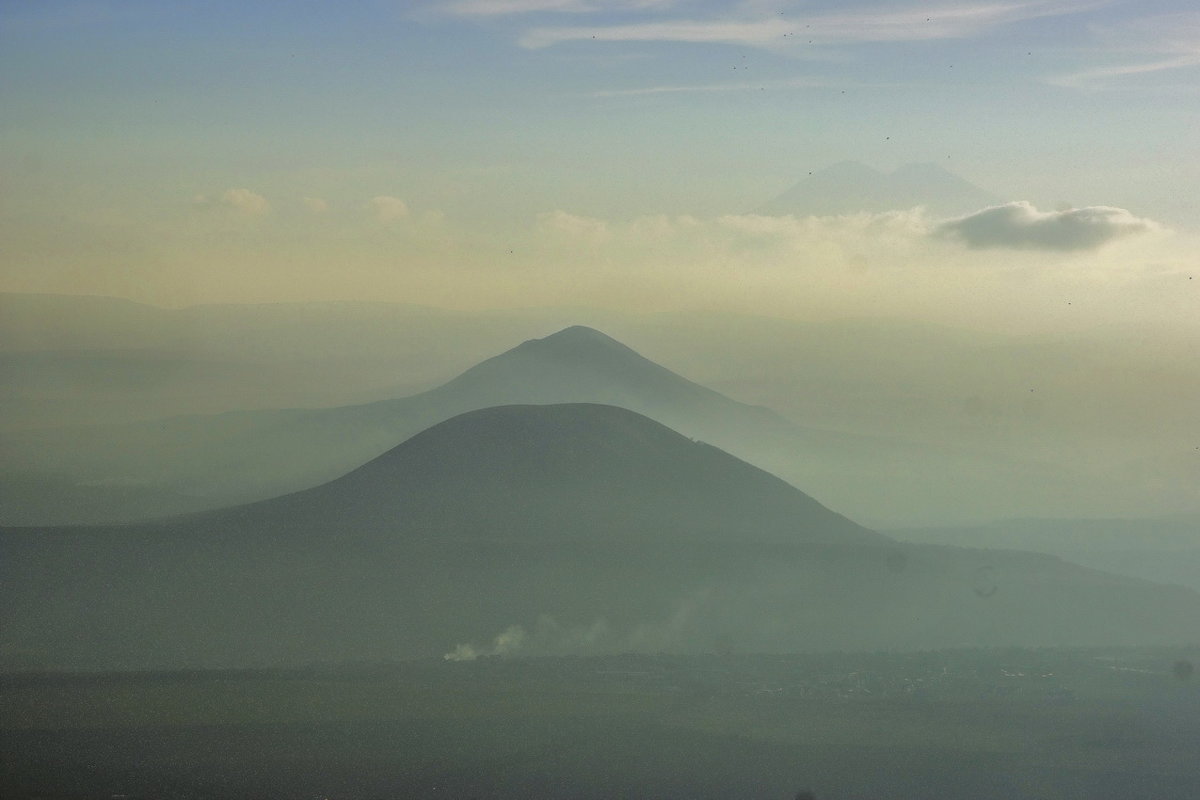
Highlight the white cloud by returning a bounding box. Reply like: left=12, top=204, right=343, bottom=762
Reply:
left=591, top=76, right=830, bottom=97
left=447, top=0, right=591, bottom=14
left=504, top=205, right=1194, bottom=331
left=796, top=1, right=1107, bottom=44
left=368, top=195, right=410, bottom=222
left=936, top=202, right=1162, bottom=251
left=221, top=188, right=270, bottom=216
left=521, top=17, right=785, bottom=48
left=1051, top=53, right=1200, bottom=90
left=302, top=196, right=329, bottom=214
left=441, top=0, right=676, bottom=17
left=194, top=188, right=270, bottom=216
left=519, top=1, right=1102, bottom=49
left=534, top=207, right=931, bottom=256
left=536, top=209, right=610, bottom=242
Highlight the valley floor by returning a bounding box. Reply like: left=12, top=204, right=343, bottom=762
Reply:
left=3, top=647, right=1199, bottom=799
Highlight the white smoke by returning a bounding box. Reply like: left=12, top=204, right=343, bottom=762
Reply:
left=444, top=616, right=615, bottom=661
left=442, top=593, right=714, bottom=661
left=443, top=623, right=528, bottom=661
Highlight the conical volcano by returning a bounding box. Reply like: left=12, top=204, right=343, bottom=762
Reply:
left=431, top=326, right=736, bottom=413
left=220, top=403, right=882, bottom=546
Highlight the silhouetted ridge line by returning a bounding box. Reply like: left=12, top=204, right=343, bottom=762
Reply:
left=216, top=402, right=884, bottom=547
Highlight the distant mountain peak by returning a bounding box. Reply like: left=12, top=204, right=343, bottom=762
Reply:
left=549, top=324, right=606, bottom=337
left=503, top=325, right=647, bottom=365
left=531, top=325, right=625, bottom=348
left=757, top=161, right=1000, bottom=218
left=891, top=161, right=953, bottom=177
left=819, top=160, right=884, bottom=178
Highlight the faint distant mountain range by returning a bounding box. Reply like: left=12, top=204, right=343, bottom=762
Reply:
left=757, top=161, right=1001, bottom=217
left=891, top=515, right=1200, bottom=593
left=5, top=403, right=1197, bottom=671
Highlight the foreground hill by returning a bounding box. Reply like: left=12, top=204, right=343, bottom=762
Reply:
left=215, top=403, right=880, bottom=546
left=3, top=405, right=1197, bottom=671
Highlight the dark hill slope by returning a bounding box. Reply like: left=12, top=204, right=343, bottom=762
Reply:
left=214, top=403, right=880, bottom=546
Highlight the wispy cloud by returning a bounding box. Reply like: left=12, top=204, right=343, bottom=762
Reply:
left=441, top=0, right=678, bottom=17
left=367, top=195, right=410, bottom=222
left=193, top=188, right=270, bottom=216
left=445, top=0, right=593, bottom=15
left=521, top=17, right=783, bottom=48
left=537, top=209, right=610, bottom=242
left=590, top=75, right=830, bottom=97
left=1049, top=13, right=1200, bottom=89
left=1051, top=54, right=1200, bottom=89
left=519, top=1, right=1104, bottom=49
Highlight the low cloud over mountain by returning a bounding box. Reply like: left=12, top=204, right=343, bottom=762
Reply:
left=936, top=201, right=1161, bottom=251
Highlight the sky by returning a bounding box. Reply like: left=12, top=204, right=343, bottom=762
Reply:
left=1, top=0, right=1198, bottom=331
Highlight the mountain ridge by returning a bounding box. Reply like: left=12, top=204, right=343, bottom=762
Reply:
left=4, top=402, right=1199, bottom=670
left=210, top=403, right=882, bottom=547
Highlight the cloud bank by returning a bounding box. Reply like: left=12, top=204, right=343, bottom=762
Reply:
left=936, top=202, right=1160, bottom=251
left=21, top=186, right=1189, bottom=334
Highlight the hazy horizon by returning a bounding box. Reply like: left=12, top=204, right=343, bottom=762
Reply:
left=2, top=1, right=1198, bottom=335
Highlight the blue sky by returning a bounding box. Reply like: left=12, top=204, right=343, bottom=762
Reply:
left=1, top=0, right=1197, bottom=325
